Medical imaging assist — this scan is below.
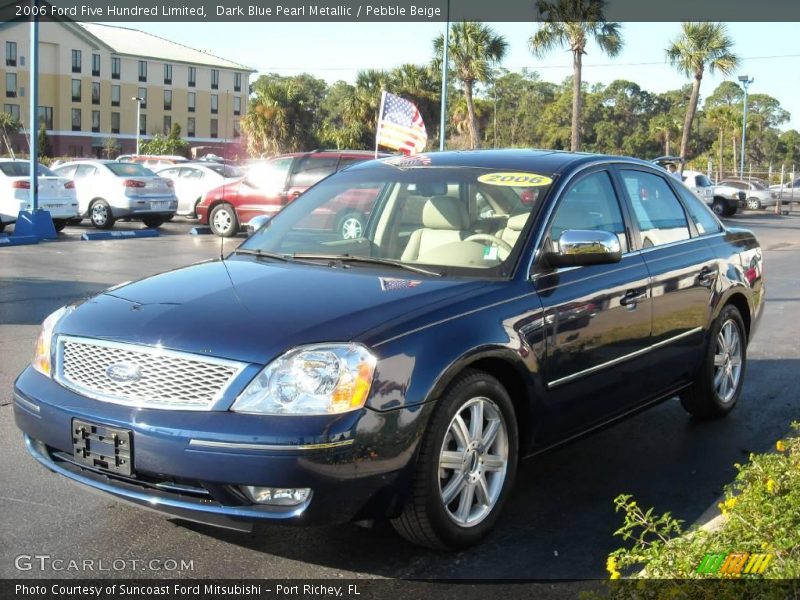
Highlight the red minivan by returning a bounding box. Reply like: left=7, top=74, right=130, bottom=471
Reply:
left=196, top=150, right=387, bottom=237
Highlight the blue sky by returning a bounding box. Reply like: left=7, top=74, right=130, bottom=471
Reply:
left=120, top=22, right=800, bottom=130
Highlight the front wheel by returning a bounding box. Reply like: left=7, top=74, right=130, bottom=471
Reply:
left=209, top=203, right=239, bottom=237
left=391, top=370, right=518, bottom=550
left=711, top=199, right=726, bottom=217
left=680, top=305, right=747, bottom=419
left=746, top=197, right=761, bottom=211
left=337, top=212, right=365, bottom=240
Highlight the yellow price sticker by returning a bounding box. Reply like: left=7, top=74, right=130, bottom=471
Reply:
left=477, top=172, right=553, bottom=187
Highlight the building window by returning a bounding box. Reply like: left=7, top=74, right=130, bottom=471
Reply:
left=187, top=92, right=195, bottom=113
left=111, top=85, right=120, bottom=107
left=138, top=60, right=147, bottom=82
left=4, top=103, right=20, bottom=121
left=111, top=112, right=120, bottom=134
left=71, top=49, right=81, bottom=73
left=71, top=108, right=81, bottom=131
left=91, top=110, right=100, bottom=133
left=188, top=67, right=196, bottom=87
left=71, top=79, right=81, bottom=102
left=92, top=53, right=100, bottom=77
left=5, top=41, right=16, bottom=67
left=164, top=63, right=172, bottom=85
left=5, top=73, right=16, bottom=98
left=139, top=114, right=146, bottom=135
left=92, top=82, right=100, bottom=105
left=211, top=69, right=219, bottom=90
left=163, top=89, right=172, bottom=111
left=210, top=118, right=218, bottom=138
left=111, top=57, right=120, bottom=79
left=210, top=94, right=218, bottom=114
left=233, top=119, right=240, bottom=138
left=38, top=106, right=53, bottom=130
left=233, top=96, right=241, bottom=116
left=234, top=72, right=242, bottom=92
left=163, top=115, right=172, bottom=135
left=138, top=87, right=147, bottom=109
left=187, top=117, right=195, bottom=137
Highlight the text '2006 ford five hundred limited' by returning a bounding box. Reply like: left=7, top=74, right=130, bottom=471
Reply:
left=14, top=150, right=764, bottom=550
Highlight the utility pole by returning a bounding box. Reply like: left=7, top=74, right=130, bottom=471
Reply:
left=132, top=96, right=144, bottom=155
left=738, top=75, right=753, bottom=179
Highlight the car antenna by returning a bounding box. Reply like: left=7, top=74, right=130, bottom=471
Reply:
left=219, top=89, right=231, bottom=262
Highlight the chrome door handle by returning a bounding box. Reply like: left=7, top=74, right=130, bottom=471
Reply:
left=620, top=289, right=647, bottom=307
left=698, top=266, right=717, bottom=288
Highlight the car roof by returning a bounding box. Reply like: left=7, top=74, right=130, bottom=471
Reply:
left=345, top=149, right=658, bottom=175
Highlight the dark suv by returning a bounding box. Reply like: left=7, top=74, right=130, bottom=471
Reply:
left=197, top=150, right=387, bottom=237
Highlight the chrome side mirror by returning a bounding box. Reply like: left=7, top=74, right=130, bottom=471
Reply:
left=547, top=229, right=622, bottom=267
left=246, top=214, right=272, bottom=237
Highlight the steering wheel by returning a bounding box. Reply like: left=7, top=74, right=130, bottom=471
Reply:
left=464, top=233, right=514, bottom=253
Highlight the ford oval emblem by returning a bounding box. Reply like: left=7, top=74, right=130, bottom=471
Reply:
left=105, top=362, right=142, bottom=383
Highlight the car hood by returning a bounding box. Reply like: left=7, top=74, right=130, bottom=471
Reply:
left=58, top=258, right=490, bottom=365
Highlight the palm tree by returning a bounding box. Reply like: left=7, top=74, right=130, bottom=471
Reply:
left=529, top=0, right=623, bottom=152
left=649, top=113, right=680, bottom=156
left=433, top=22, right=508, bottom=149
left=666, top=22, right=738, bottom=163
left=241, top=79, right=316, bottom=156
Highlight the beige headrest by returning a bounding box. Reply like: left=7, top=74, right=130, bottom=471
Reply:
left=506, top=213, right=529, bottom=232
left=422, top=196, right=469, bottom=230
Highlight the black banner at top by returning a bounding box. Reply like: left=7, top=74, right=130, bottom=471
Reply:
left=1, top=0, right=800, bottom=22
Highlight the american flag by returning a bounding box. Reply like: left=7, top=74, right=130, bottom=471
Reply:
left=379, top=277, right=422, bottom=291
left=376, top=92, right=428, bottom=155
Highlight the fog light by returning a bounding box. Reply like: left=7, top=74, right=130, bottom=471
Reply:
left=241, top=486, right=311, bottom=506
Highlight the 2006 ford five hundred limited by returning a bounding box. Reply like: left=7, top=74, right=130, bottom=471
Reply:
left=14, top=150, right=764, bottom=550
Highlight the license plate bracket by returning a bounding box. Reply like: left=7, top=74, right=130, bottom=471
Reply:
left=72, top=419, right=133, bottom=476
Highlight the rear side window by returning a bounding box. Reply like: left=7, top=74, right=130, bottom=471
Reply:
left=74, top=165, right=98, bottom=178
left=549, top=171, right=628, bottom=253
left=674, top=183, right=723, bottom=236
left=53, top=165, right=78, bottom=179
left=695, top=175, right=713, bottom=187
left=290, top=156, right=340, bottom=188
left=621, top=170, right=691, bottom=248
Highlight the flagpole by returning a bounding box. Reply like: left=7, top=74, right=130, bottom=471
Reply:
left=438, top=0, right=450, bottom=152
left=375, top=90, right=387, bottom=159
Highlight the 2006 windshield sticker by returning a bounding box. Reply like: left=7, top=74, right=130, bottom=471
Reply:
left=477, top=172, right=553, bottom=187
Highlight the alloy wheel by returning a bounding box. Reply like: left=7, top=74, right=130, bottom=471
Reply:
left=92, top=203, right=107, bottom=225
left=713, top=319, right=743, bottom=403
left=213, top=209, right=233, bottom=234
left=340, top=216, right=363, bottom=240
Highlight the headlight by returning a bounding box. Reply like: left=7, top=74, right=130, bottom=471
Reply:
left=231, top=344, right=377, bottom=415
left=32, top=306, right=72, bottom=377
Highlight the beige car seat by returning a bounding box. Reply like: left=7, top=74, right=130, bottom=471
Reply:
left=401, top=196, right=471, bottom=262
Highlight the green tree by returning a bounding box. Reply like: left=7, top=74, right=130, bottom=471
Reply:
left=529, top=0, right=623, bottom=152
left=241, top=79, right=317, bottom=156
left=434, top=21, right=508, bottom=149
left=102, top=137, right=120, bottom=159
left=139, top=123, right=190, bottom=157
left=0, top=112, right=20, bottom=155
left=37, top=123, right=52, bottom=158
left=666, top=22, right=738, bottom=162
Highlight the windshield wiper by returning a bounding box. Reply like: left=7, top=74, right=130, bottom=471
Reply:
left=232, top=248, right=292, bottom=261
left=292, top=253, right=444, bottom=277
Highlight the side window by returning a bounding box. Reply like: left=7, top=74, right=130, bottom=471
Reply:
left=674, top=183, right=723, bottom=236
left=336, top=157, right=366, bottom=171
left=247, top=158, right=292, bottom=189
left=549, top=171, right=628, bottom=253
left=620, top=170, right=691, bottom=248
left=290, top=156, right=340, bottom=188
left=54, top=165, right=77, bottom=179
left=74, top=165, right=97, bottom=179
left=182, top=168, right=204, bottom=179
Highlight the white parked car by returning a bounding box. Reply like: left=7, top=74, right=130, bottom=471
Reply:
left=156, top=162, right=242, bottom=217
left=52, top=160, right=177, bottom=229
left=681, top=170, right=744, bottom=217
left=0, top=159, right=79, bottom=233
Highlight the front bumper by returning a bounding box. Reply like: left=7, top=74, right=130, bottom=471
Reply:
left=14, top=367, right=420, bottom=530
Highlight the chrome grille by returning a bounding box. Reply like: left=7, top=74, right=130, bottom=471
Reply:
left=56, top=336, right=247, bottom=410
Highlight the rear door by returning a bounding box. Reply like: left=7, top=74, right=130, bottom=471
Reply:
left=533, top=168, right=652, bottom=440
left=72, top=164, right=99, bottom=213
left=236, top=157, right=294, bottom=223
left=616, top=167, right=717, bottom=396
left=284, top=155, right=341, bottom=202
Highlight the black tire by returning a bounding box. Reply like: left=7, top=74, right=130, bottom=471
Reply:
left=337, top=211, right=365, bottom=240
left=723, top=205, right=737, bottom=217
left=89, top=199, right=115, bottom=229
left=391, top=370, right=518, bottom=550
left=746, top=197, right=761, bottom=211
left=711, top=199, right=726, bottom=217
left=67, top=217, right=83, bottom=225
left=680, top=304, right=747, bottom=419
left=142, top=216, right=165, bottom=229
left=208, top=203, right=239, bottom=237
left=53, top=219, right=67, bottom=232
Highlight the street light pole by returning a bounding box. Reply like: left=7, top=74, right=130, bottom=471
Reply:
left=438, top=0, right=450, bottom=152
left=738, top=75, right=753, bottom=179
left=132, top=96, right=143, bottom=155
left=30, top=3, right=39, bottom=211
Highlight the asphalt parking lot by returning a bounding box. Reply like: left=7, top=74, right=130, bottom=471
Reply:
left=1, top=212, right=798, bottom=580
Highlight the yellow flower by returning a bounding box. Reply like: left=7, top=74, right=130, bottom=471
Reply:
left=776, top=440, right=786, bottom=452
left=724, top=497, right=737, bottom=510
left=610, top=571, right=621, bottom=580
left=767, top=479, right=777, bottom=494
left=606, top=556, right=618, bottom=575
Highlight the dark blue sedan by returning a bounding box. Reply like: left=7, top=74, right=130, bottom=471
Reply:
left=14, top=150, right=764, bottom=550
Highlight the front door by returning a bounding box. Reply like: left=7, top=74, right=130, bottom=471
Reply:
left=533, top=169, right=652, bottom=443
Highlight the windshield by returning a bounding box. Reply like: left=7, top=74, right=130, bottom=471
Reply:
left=695, top=174, right=713, bottom=187
left=205, top=163, right=242, bottom=178
left=750, top=180, right=767, bottom=190
left=0, top=162, right=56, bottom=177
left=240, top=165, right=553, bottom=277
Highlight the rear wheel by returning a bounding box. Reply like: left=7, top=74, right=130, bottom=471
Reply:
left=391, top=370, right=518, bottom=550
left=680, top=304, right=746, bottom=419
left=52, top=219, right=67, bottom=232
left=209, top=203, right=239, bottom=237
left=142, top=216, right=165, bottom=228
left=89, top=199, right=115, bottom=229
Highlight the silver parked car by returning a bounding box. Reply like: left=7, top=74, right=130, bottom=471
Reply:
left=0, top=159, right=80, bottom=232
left=52, top=160, right=177, bottom=229
left=156, top=162, right=242, bottom=217
left=718, top=179, right=778, bottom=210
